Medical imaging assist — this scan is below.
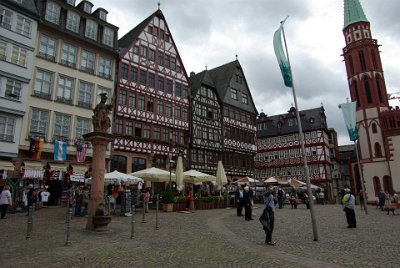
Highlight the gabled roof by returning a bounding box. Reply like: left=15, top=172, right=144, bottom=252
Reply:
left=190, top=70, right=216, bottom=96
left=208, top=60, right=257, bottom=114
left=119, top=9, right=164, bottom=49
left=344, top=0, right=369, bottom=29
left=2, top=0, right=39, bottom=19
left=257, top=106, right=327, bottom=137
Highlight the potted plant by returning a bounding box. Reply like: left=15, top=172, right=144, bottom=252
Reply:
left=162, top=187, right=174, bottom=212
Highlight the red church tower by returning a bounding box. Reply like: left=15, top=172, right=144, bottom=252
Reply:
left=342, top=0, right=399, bottom=201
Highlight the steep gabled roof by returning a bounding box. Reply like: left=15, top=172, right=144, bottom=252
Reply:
left=3, top=0, right=39, bottom=19
left=118, top=9, right=164, bottom=49
left=344, top=0, right=369, bottom=29
left=257, top=106, right=327, bottom=138
left=190, top=70, right=216, bottom=96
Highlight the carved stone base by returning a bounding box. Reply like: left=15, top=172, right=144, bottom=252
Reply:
left=93, top=215, right=112, bottom=232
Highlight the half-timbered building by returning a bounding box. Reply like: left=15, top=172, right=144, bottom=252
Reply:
left=341, top=0, right=400, bottom=202
left=190, top=60, right=257, bottom=180
left=255, top=106, right=334, bottom=198
left=112, top=8, right=190, bottom=178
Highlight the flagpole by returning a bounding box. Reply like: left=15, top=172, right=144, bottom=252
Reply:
left=280, top=19, right=319, bottom=241
left=354, top=140, right=368, bottom=214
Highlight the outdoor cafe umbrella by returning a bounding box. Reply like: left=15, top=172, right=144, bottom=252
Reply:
left=216, top=160, right=228, bottom=191
left=176, top=155, right=184, bottom=192
left=264, top=177, right=278, bottom=184
left=288, top=178, right=306, bottom=188
left=237, top=176, right=260, bottom=184
left=131, top=167, right=176, bottom=183
left=86, top=170, right=143, bottom=185
left=183, top=169, right=216, bottom=183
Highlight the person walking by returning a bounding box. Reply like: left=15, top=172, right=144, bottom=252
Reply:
left=378, top=190, right=385, bottom=211
left=0, top=185, right=12, bottom=219
left=342, top=188, right=356, bottom=228
left=142, top=188, right=151, bottom=213
left=277, top=187, right=285, bottom=209
left=243, top=186, right=253, bottom=221
left=259, top=186, right=276, bottom=245
left=235, top=185, right=244, bottom=216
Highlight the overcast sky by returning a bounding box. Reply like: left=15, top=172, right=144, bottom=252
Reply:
left=96, top=0, right=400, bottom=145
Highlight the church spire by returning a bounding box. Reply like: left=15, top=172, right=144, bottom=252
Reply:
left=343, top=0, right=369, bottom=29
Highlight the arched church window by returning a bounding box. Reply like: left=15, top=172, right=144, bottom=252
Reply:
left=374, top=142, right=382, bottom=157
left=364, top=77, right=372, bottom=104
left=373, top=176, right=381, bottom=196
left=375, top=76, right=383, bottom=103
left=372, top=123, right=377, bottom=133
left=349, top=55, right=354, bottom=75
left=359, top=51, right=367, bottom=71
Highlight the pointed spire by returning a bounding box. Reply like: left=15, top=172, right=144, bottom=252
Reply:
left=344, top=0, right=369, bottom=29
left=158, top=2, right=160, bottom=10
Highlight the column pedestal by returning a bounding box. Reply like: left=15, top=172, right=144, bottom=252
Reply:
left=83, top=132, right=114, bottom=231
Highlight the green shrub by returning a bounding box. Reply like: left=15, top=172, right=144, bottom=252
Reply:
left=162, top=187, right=174, bottom=204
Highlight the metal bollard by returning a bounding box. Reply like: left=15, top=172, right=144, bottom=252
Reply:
left=142, top=202, right=146, bottom=223
left=155, top=194, right=159, bottom=230
left=65, top=202, right=70, bottom=223
left=130, top=205, right=135, bottom=239
left=26, top=205, right=34, bottom=240
left=65, top=207, right=72, bottom=246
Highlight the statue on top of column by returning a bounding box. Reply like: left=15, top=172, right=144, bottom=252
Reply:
left=92, top=93, right=113, bottom=132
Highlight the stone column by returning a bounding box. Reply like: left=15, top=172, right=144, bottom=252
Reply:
left=83, top=132, right=114, bottom=230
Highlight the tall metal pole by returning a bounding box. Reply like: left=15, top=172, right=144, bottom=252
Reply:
left=281, top=21, right=319, bottom=241
left=354, top=140, right=368, bottom=214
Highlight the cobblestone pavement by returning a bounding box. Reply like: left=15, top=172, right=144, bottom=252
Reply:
left=0, top=204, right=399, bottom=268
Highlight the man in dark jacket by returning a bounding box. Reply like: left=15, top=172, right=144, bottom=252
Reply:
left=259, top=186, right=276, bottom=245
left=235, top=185, right=244, bottom=216
left=243, top=186, right=253, bottom=221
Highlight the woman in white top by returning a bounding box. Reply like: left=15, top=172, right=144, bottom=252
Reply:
left=0, top=185, right=12, bottom=219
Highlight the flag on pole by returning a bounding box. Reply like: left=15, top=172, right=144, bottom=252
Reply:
left=76, top=143, right=87, bottom=163
left=340, top=101, right=359, bottom=141
left=30, top=137, right=42, bottom=160
left=54, top=140, right=67, bottom=161
left=273, top=19, right=293, bottom=88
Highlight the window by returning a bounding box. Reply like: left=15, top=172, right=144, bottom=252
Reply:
left=374, top=142, right=382, bottom=157
left=61, top=43, right=77, bottom=67
left=166, top=102, right=172, bottom=117
left=54, top=113, right=71, bottom=140
left=30, top=108, right=49, bottom=136
left=140, top=46, right=147, bottom=58
left=0, top=41, right=6, bottom=60
left=158, top=76, right=164, bottom=92
left=34, top=69, right=52, bottom=99
left=158, top=51, right=164, bottom=66
left=78, top=81, right=93, bottom=108
left=148, top=72, right=155, bottom=88
left=98, top=10, right=107, bottom=21
left=75, top=117, right=90, bottom=139
left=66, top=0, right=75, bottom=5
left=66, top=11, right=80, bottom=33
left=126, top=121, right=132, bottom=136
left=135, top=123, right=142, bottom=137
left=121, top=63, right=128, bottom=79
left=143, top=125, right=150, bottom=138
left=138, top=95, right=145, bottom=110
left=0, top=114, right=15, bottom=142
left=111, top=155, right=127, bottom=173
left=242, top=93, right=248, bottom=104
left=364, top=78, right=372, bottom=104
left=166, top=79, right=172, bottom=94
left=157, top=100, right=163, bottom=114
left=183, top=86, right=188, bottom=98
left=359, top=50, right=366, bottom=71
left=99, top=57, right=112, bottom=79
left=170, top=57, right=176, bottom=70
left=119, top=89, right=127, bottom=105
left=154, top=127, right=160, bottom=140
left=182, top=108, right=188, bottom=122
left=83, top=2, right=92, bottom=13
left=128, top=93, right=136, bottom=108
left=103, top=27, right=114, bottom=47
left=129, top=66, right=137, bottom=82
left=175, top=82, right=181, bottom=97
left=349, top=55, right=354, bottom=75
left=149, top=49, right=155, bottom=61
left=80, top=50, right=96, bottom=74
left=85, top=20, right=97, bottom=40
left=0, top=7, right=12, bottom=30
left=372, top=123, right=377, bottom=133
left=131, top=157, right=145, bottom=172
left=175, top=106, right=181, bottom=120
left=115, top=119, right=122, bottom=134
left=5, top=79, right=22, bottom=101
left=57, top=76, right=73, bottom=104
left=39, top=35, right=57, bottom=61
left=140, top=69, right=146, bottom=85
left=147, top=98, right=153, bottom=112
left=231, top=89, right=238, bottom=100
left=45, top=2, right=61, bottom=24
left=11, top=46, right=27, bottom=66
left=16, top=16, right=31, bottom=37
left=165, top=54, right=170, bottom=68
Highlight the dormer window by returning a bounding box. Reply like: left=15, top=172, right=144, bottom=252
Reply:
left=83, top=2, right=92, bottom=13
left=85, top=19, right=97, bottom=40
left=45, top=2, right=61, bottom=25
left=102, top=27, right=114, bottom=47
left=14, top=0, right=23, bottom=4
left=66, top=0, right=75, bottom=5
left=66, top=11, right=80, bottom=33
left=99, top=10, right=107, bottom=21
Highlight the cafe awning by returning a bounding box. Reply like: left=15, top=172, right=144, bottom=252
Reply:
left=24, top=161, right=44, bottom=179
left=0, top=160, right=15, bottom=171
left=73, top=165, right=88, bottom=173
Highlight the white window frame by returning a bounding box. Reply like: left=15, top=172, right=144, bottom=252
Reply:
left=66, top=0, right=75, bottom=6
left=66, top=11, right=80, bottom=33
left=57, top=75, right=74, bottom=104
left=61, top=43, right=77, bottom=67
left=0, top=113, right=16, bottom=142
left=241, top=93, right=248, bottom=104
left=102, top=27, right=114, bottom=47
left=0, top=7, right=12, bottom=30
left=231, top=88, right=238, bottom=100
left=78, top=81, right=93, bottom=108
left=0, top=41, right=6, bottom=60
left=75, top=116, right=90, bottom=139
left=45, top=2, right=61, bottom=24
left=99, top=56, right=112, bottom=79
left=5, top=78, right=22, bottom=101
left=30, top=108, right=49, bottom=136
left=85, top=19, right=97, bottom=40
left=80, top=50, right=96, bottom=74
left=83, top=2, right=92, bottom=13
left=39, top=34, right=57, bottom=61
left=34, top=69, right=53, bottom=98
left=16, top=15, right=31, bottom=37
left=11, top=46, right=27, bottom=66
left=53, top=113, right=71, bottom=139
